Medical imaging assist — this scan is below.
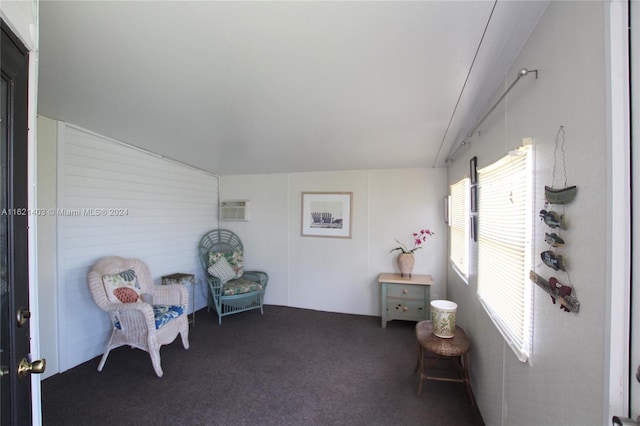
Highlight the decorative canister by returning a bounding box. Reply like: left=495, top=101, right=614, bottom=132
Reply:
left=397, top=253, right=415, bottom=278
left=430, top=300, right=457, bottom=338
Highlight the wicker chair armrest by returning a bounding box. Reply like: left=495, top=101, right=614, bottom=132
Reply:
left=151, top=284, right=188, bottom=306
left=206, top=276, right=222, bottom=297
left=110, top=302, right=156, bottom=331
left=242, top=270, right=268, bottom=288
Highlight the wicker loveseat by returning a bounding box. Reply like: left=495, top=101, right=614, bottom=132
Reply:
left=88, top=256, right=190, bottom=377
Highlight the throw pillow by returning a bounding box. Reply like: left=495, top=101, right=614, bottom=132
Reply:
left=209, top=250, right=244, bottom=278
left=207, top=256, right=236, bottom=284
left=102, top=269, right=141, bottom=303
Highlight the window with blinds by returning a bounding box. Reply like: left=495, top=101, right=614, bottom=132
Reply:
left=477, top=146, right=533, bottom=362
left=450, top=178, right=469, bottom=278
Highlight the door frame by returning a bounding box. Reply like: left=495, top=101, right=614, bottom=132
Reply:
left=1, top=21, right=32, bottom=425
left=606, top=0, right=633, bottom=423
left=26, top=48, right=41, bottom=426
left=0, top=7, right=42, bottom=425
left=629, top=0, right=639, bottom=420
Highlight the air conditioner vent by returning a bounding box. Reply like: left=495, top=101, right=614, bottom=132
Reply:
left=220, top=200, right=250, bottom=221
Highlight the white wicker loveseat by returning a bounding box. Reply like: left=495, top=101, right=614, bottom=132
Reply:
left=88, top=256, right=190, bottom=377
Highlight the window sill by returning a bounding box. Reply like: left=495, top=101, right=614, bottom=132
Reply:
left=450, top=261, right=469, bottom=285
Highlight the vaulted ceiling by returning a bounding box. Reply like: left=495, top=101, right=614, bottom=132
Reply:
left=37, top=1, right=548, bottom=175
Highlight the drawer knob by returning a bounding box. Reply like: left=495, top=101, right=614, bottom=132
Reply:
left=403, top=289, right=408, bottom=294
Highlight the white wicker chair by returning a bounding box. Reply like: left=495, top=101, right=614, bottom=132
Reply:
left=88, top=256, right=190, bottom=377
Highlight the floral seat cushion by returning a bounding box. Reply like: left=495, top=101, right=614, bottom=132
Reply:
left=222, top=278, right=263, bottom=296
left=114, top=305, right=184, bottom=330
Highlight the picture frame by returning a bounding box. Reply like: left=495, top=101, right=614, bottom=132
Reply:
left=301, top=192, right=353, bottom=238
left=470, top=156, right=478, bottom=184
left=470, top=185, right=477, bottom=213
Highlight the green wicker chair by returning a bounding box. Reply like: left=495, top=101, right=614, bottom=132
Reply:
left=198, top=229, right=268, bottom=324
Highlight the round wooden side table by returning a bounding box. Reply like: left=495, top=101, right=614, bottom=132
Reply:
left=415, top=320, right=475, bottom=405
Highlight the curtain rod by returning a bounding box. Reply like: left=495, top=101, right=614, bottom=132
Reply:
left=446, top=140, right=469, bottom=163
left=446, top=67, right=538, bottom=163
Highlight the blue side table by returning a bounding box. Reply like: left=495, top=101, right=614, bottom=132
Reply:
left=379, top=273, right=433, bottom=328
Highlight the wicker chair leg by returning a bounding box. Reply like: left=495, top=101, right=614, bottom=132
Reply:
left=147, top=338, right=163, bottom=377
left=97, top=333, right=116, bottom=372
left=149, top=350, right=163, bottom=378
left=97, top=349, right=111, bottom=372
left=180, top=324, right=190, bottom=350
left=215, top=299, right=223, bottom=324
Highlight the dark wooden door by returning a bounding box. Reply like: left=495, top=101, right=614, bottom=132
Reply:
left=1, top=19, right=36, bottom=425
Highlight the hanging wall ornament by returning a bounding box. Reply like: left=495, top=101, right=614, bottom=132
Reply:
left=541, top=250, right=566, bottom=271
left=545, top=186, right=577, bottom=205
left=544, top=232, right=565, bottom=247
left=545, top=126, right=577, bottom=205
left=548, top=277, right=575, bottom=312
left=530, top=125, right=580, bottom=313
left=539, top=209, right=567, bottom=230
left=529, top=271, right=580, bottom=313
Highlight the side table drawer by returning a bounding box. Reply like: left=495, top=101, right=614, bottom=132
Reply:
left=386, top=284, right=426, bottom=299
left=386, top=299, right=428, bottom=321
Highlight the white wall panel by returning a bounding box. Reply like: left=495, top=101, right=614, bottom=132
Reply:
left=37, top=116, right=59, bottom=380
left=220, top=168, right=448, bottom=317
left=57, top=124, right=218, bottom=372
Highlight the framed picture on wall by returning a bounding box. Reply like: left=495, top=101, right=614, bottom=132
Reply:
left=470, top=156, right=478, bottom=184
left=301, top=192, right=353, bottom=238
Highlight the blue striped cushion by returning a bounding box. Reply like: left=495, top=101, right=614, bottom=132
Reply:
left=113, top=305, right=184, bottom=330
left=152, top=305, right=184, bottom=329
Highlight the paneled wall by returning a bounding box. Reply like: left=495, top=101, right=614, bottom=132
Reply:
left=446, top=2, right=611, bottom=424
left=220, top=168, right=448, bottom=317
left=55, top=123, right=218, bottom=372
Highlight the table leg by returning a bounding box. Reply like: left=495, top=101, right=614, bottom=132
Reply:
left=192, top=279, right=196, bottom=327
left=461, top=353, right=475, bottom=405
left=416, top=346, right=425, bottom=397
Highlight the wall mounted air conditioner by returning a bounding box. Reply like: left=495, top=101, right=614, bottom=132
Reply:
left=220, top=200, right=250, bottom=221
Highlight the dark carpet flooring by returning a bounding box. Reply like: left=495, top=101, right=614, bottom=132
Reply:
left=41, top=305, right=484, bottom=426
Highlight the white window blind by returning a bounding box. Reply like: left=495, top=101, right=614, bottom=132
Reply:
left=450, top=178, right=469, bottom=277
left=477, top=147, right=532, bottom=362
